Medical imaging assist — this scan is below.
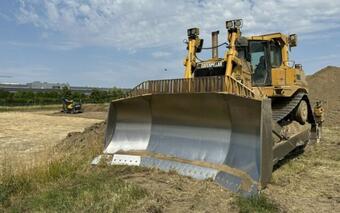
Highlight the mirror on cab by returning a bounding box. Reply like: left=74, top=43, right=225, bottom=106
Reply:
left=289, top=34, right=297, bottom=47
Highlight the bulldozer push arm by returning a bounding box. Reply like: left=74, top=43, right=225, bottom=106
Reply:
left=93, top=19, right=322, bottom=196
left=183, top=20, right=242, bottom=79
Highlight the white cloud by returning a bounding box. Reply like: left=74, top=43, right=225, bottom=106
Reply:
left=16, top=0, right=340, bottom=51
left=6, top=0, right=340, bottom=86
left=0, top=40, right=81, bottom=51
left=79, top=4, right=91, bottom=15
left=151, top=51, right=171, bottom=58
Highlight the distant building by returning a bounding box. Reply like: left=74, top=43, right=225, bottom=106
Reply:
left=27, top=81, right=70, bottom=89
left=0, top=81, right=114, bottom=94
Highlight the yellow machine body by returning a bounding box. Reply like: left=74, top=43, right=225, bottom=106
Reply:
left=62, top=98, right=82, bottom=114
left=183, top=24, right=307, bottom=99
left=95, top=19, right=322, bottom=196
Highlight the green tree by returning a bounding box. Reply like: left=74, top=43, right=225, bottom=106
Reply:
left=89, top=89, right=106, bottom=103
left=60, top=86, right=72, bottom=99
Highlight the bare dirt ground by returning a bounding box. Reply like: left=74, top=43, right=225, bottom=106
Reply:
left=49, top=103, right=108, bottom=120
left=52, top=111, right=108, bottom=120
left=0, top=110, right=103, bottom=172
left=264, top=127, right=340, bottom=212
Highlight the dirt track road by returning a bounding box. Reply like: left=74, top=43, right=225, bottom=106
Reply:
left=0, top=111, right=104, bottom=172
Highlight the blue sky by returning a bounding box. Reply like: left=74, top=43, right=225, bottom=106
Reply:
left=0, top=0, right=340, bottom=88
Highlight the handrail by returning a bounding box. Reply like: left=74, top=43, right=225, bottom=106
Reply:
left=126, top=75, right=254, bottom=98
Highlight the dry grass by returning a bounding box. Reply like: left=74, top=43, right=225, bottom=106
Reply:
left=235, top=195, right=279, bottom=213
left=0, top=121, right=240, bottom=213
left=0, top=103, right=109, bottom=113
left=0, top=105, right=61, bottom=112
left=264, top=126, right=340, bottom=212
left=0, top=111, right=102, bottom=172
left=0, top=122, right=148, bottom=212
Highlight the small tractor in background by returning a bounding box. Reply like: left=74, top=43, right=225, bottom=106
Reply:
left=62, top=98, right=82, bottom=114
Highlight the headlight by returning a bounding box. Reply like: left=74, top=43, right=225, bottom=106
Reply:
left=226, top=21, right=234, bottom=29
left=226, top=19, right=243, bottom=30
left=289, top=34, right=297, bottom=47
left=234, top=19, right=242, bottom=28
left=187, top=28, right=199, bottom=37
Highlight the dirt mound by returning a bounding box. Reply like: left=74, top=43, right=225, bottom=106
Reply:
left=82, top=104, right=109, bottom=112
left=306, top=66, right=340, bottom=126
left=59, top=121, right=106, bottom=152
left=51, top=103, right=108, bottom=120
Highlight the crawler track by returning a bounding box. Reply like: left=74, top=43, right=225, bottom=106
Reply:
left=272, top=92, right=306, bottom=122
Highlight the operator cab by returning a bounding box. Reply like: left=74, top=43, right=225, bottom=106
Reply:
left=193, top=39, right=283, bottom=87
left=248, top=40, right=282, bottom=87
left=185, top=23, right=286, bottom=87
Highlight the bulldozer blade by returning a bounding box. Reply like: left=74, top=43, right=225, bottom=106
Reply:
left=97, top=93, right=273, bottom=196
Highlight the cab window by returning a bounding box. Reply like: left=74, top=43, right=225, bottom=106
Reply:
left=249, top=41, right=271, bottom=86
left=270, top=42, right=282, bottom=67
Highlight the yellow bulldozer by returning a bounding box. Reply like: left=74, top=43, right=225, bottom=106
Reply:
left=93, top=19, right=323, bottom=196
left=62, top=98, right=82, bottom=114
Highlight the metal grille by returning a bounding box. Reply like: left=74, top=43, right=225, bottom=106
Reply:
left=127, top=75, right=254, bottom=98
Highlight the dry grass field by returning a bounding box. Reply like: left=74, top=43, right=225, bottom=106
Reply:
left=0, top=111, right=103, bottom=172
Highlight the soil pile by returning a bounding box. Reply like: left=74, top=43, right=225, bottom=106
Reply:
left=306, top=66, right=340, bottom=126
left=81, top=104, right=109, bottom=112
left=53, top=104, right=108, bottom=120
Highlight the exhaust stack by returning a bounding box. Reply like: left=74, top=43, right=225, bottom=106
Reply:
left=212, top=31, right=219, bottom=59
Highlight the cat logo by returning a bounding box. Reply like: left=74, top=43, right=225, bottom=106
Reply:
left=197, top=61, right=224, bottom=69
